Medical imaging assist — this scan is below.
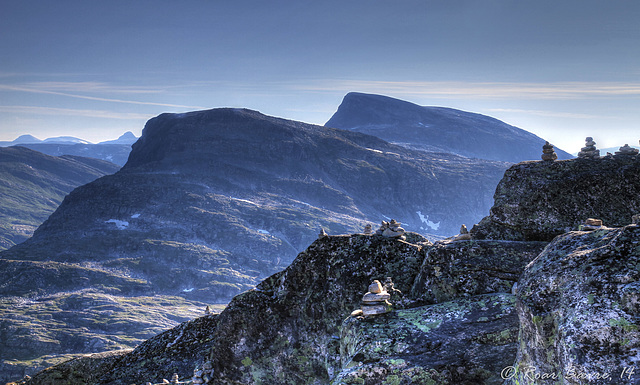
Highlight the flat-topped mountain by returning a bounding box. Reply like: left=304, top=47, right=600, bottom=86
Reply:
left=326, top=92, right=573, bottom=163
left=0, top=108, right=509, bottom=381
left=0, top=146, right=120, bottom=250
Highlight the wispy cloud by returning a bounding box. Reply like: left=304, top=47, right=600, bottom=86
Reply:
left=20, top=81, right=164, bottom=94
left=0, top=83, right=206, bottom=109
left=0, top=105, right=152, bottom=120
left=485, top=108, right=616, bottom=119
left=291, top=80, right=640, bottom=99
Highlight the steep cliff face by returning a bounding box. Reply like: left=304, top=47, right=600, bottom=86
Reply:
left=325, top=92, right=573, bottom=163
left=508, top=225, right=640, bottom=385
left=471, top=156, right=640, bottom=241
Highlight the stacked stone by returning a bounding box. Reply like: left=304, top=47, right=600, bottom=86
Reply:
left=581, top=218, right=603, bottom=231
left=615, top=144, right=639, bottom=157
left=170, top=374, right=179, bottom=384
left=318, top=228, right=328, bottom=238
left=363, top=224, right=373, bottom=235
left=376, top=219, right=406, bottom=240
left=541, top=141, right=558, bottom=161
left=577, top=137, right=600, bottom=159
left=452, top=224, right=472, bottom=241
left=192, top=361, right=214, bottom=384
left=361, top=280, right=392, bottom=316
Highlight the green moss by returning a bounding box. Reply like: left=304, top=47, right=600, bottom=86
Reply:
left=609, top=318, right=639, bottom=332
left=242, top=356, right=253, bottom=366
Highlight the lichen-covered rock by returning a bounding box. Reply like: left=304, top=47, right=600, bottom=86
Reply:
left=208, top=234, right=429, bottom=385
left=410, top=240, right=547, bottom=304
left=333, top=293, right=519, bottom=385
left=507, top=225, right=640, bottom=384
left=471, top=157, right=640, bottom=241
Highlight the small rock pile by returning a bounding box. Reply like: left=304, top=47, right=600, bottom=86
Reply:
left=541, top=141, right=558, bottom=161
left=363, top=223, right=373, bottom=234
left=452, top=224, right=472, bottom=241
left=581, top=218, right=603, bottom=231
left=360, top=280, right=392, bottom=316
left=376, top=219, right=405, bottom=240
left=192, top=361, right=214, bottom=384
left=615, top=144, right=639, bottom=157
left=577, top=137, right=600, bottom=159
left=318, top=228, right=328, bottom=238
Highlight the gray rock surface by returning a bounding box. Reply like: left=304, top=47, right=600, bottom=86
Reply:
left=471, top=156, right=640, bottom=241
left=508, top=225, right=640, bottom=385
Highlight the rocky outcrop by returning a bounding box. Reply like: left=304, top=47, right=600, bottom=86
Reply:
left=334, top=293, right=519, bottom=385
left=325, top=92, right=573, bottom=163
left=410, top=239, right=547, bottom=305
left=207, top=234, right=429, bottom=385
left=471, top=156, right=640, bottom=241
left=507, top=224, right=640, bottom=385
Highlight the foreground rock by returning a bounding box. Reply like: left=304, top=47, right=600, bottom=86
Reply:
left=410, top=239, right=547, bottom=305
left=208, top=234, right=428, bottom=384
left=334, top=293, right=518, bottom=385
left=507, top=225, right=640, bottom=385
left=471, top=156, right=640, bottom=241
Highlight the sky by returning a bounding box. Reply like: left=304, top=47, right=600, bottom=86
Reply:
left=0, top=0, right=638, bottom=153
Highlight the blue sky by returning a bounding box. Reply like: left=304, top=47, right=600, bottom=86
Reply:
left=0, top=0, right=638, bottom=152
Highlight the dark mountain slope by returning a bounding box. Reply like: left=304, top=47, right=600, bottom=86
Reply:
left=326, top=92, right=573, bottom=163
left=0, top=146, right=120, bottom=250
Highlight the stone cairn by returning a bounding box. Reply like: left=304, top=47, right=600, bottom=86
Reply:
left=140, top=374, right=184, bottom=385
left=192, top=361, right=215, bottom=384
left=363, top=223, right=373, bottom=235
left=452, top=224, right=471, bottom=241
left=580, top=218, right=603, bottom=231
left=359, top=280, right=393, bottom=316
left=541, top=141, right=557, bottom=162
left=577, top=137, right=600, bottom=159
left=318, top=228, right=328, bottom=238
left=375, top=219, right=406, bottom=240
left=615, top=144, right=639, bottom=157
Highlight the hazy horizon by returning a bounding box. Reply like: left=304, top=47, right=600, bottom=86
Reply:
left=1, top=0, right=639, bottom=153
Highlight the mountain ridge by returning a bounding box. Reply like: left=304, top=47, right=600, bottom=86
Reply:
left=326, top=92, right=573, bottom=162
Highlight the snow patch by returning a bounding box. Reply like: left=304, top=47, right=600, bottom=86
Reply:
left=365, top=148, right=383, bottom=154
left=105, top=219, right=129, bottom=230
left=258, top=229, right=270, bottom=235
left=182, top=288, right=194, bottom=292
left=416, top=211, right=440, bottom=231
left=131, top=213, right=141, bottom=218
left=231, top=197, right=257, bottom=205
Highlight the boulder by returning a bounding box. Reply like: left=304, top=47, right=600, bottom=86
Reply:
left=411, top=239, right=547, bottom=305
left=507, top=225, right=640, bottom=384
left=333, top=293, right=519, bottom=385
left=471, top=157, right=640, bottom=241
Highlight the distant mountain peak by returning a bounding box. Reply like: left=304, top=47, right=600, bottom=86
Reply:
left=12, top=134, right=42, bottom=144
left=43, top=136, right=92, bottom=145
left=326, top=92, right=573, bottom=163
left=98, top=131, right=138, bottom=145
